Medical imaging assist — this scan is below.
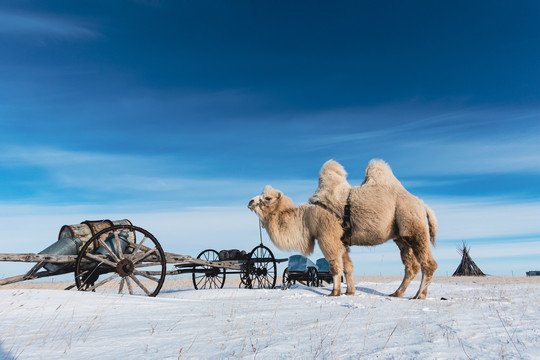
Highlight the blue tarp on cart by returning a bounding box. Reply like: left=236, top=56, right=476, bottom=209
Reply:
left=288, top=255, right=317, bottom=272
left=316, top=258, right=330, bottom=273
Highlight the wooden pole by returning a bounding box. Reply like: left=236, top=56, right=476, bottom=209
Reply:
left=0, top=268, right=74, bottom=286
left=0, top=253, right=79, bottom=263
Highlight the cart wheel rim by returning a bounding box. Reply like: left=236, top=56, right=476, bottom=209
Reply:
left=192, top=249, right=226, bottom=290
left=246, top=244, right=277, bottom=289
left=309, top=267, right=319, bottom=287
left=74, top=225, right=167, bottom=297
left=282, top=267, right=291, bottom=289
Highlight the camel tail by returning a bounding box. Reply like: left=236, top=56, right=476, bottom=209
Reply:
left=425, top=204, right=437, bottom=246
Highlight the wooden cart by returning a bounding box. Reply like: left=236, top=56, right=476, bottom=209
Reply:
left=0, top=219, right=286, bottom=297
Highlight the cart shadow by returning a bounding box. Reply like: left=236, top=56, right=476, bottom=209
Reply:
left=159, top=288, right=199, bottom=295
left=0, top=344, right=15, bottom=360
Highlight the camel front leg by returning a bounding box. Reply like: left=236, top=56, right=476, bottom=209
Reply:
left=342, top=249, right=355, bottom=295
left=317, top=229, right=347, bottom=296
left=320, top=249, right=345, bottom=296
left=329, top=259, right=342, bottom=296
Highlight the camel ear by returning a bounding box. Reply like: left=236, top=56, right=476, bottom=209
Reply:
left=277, top=191, right=282, bottom=199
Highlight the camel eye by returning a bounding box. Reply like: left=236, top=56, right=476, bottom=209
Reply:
left=265, top=197, right=272, bottom=201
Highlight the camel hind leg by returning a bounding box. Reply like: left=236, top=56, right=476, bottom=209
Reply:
left=390, top=237, right=421, bottom=297
left=409, top=234, right=438, bottom=299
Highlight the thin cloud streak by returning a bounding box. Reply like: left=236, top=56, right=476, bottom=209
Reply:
left=361, top=240, right=540, bottom=262
left=0, top=146, right=148, bottom=167
left=2, top=196, right=539, bottom=245
left=302, top=108, right=474, bottom=146
left=0, top=10, right=99, bottom=39
left=0, top=145, right=316, bottom=198
left=294, top=105, right=540, bottom=176
left=401, top=137, right=540, bottom=176
left=426, top=196, right=540, bottom=241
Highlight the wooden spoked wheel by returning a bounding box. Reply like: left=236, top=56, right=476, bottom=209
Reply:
left=282, top=267, right=295, bottom=288
left=245, top=244, right=277, bottom=289
left=192, top=249, right=226, bottom=290
left=239, top=269, right=251, bottom=288
left=308, top=267, right=320, bottom=287
left=75, top=225, right=166, bottom=297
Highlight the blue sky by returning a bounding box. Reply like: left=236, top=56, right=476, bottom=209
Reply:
left=1, top=1, right=540, bottom=278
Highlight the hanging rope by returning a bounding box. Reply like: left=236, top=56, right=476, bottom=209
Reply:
left=258, top=219, right=264, bottom=245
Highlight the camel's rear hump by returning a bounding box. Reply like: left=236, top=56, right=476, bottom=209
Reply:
left=362, top=159, right=403, bottom=188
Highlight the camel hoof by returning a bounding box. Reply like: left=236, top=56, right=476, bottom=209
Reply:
left=411, top=294, right=426, bottom=300
left=389, top=292, right=403, bottom=298
left=345, top=291, right=355, bottom=296
left=328, top=290, right=341, bottom=297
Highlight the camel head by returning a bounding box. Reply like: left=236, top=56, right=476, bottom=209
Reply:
left=248, top=185, right=282, bottom=212
left=248, top=185, right=296, bottom=219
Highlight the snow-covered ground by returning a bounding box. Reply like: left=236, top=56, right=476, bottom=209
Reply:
left=1, top=277, right=539, bottom=359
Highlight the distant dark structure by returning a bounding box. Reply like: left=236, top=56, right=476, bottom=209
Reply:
left=452, top=243, right=486, bottom=277
left=526, top=271, right=540, bottom=276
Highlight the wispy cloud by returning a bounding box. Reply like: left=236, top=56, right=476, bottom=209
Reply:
left=0, top=146, right=137, bottom=167
left=425, top=196, right=540, bottom=241
left=396, top=137, right=540, bottom=176
left=302, top=108, right=475, bottom=146
left=348, top=239, right=540, bottom=263
left=3, top=143, right=539, bottom=239
left=293, top=105, right=540, bottom=176
left=0, top=10, right=99, bottom=39
left=444, top=240, right=540, bottom=260
left=0, top=145, right=316, bottom=207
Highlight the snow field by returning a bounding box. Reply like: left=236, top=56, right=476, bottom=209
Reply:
left=1, top=278, right=539, bottom=359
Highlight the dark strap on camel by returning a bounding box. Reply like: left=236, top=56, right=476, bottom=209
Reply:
left=310, top=201, right=342, bottom=220
left=311, top=192, right=352, bottom=246
left=342, top=203, right=352, bottom=245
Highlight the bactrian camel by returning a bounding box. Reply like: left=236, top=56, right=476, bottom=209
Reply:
left=248, top=159, right=437, bottom=299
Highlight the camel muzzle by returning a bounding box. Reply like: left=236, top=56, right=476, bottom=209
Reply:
left=248, top=197, right=262, bottom=211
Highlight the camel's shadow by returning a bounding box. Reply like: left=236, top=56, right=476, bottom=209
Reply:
left=293, top=285, right=388, bottom=297
left=354, top=286, right=387, bottom=297
left=161, top=285, right=388, bottom=298
left=318, top=286, right=388, bottom=297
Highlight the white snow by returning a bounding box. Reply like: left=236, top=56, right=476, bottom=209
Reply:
left=1, top=277, right=539, bottom=359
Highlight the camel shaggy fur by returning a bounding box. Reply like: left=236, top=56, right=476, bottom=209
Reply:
left=248, top=159, right=438, bottom=299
